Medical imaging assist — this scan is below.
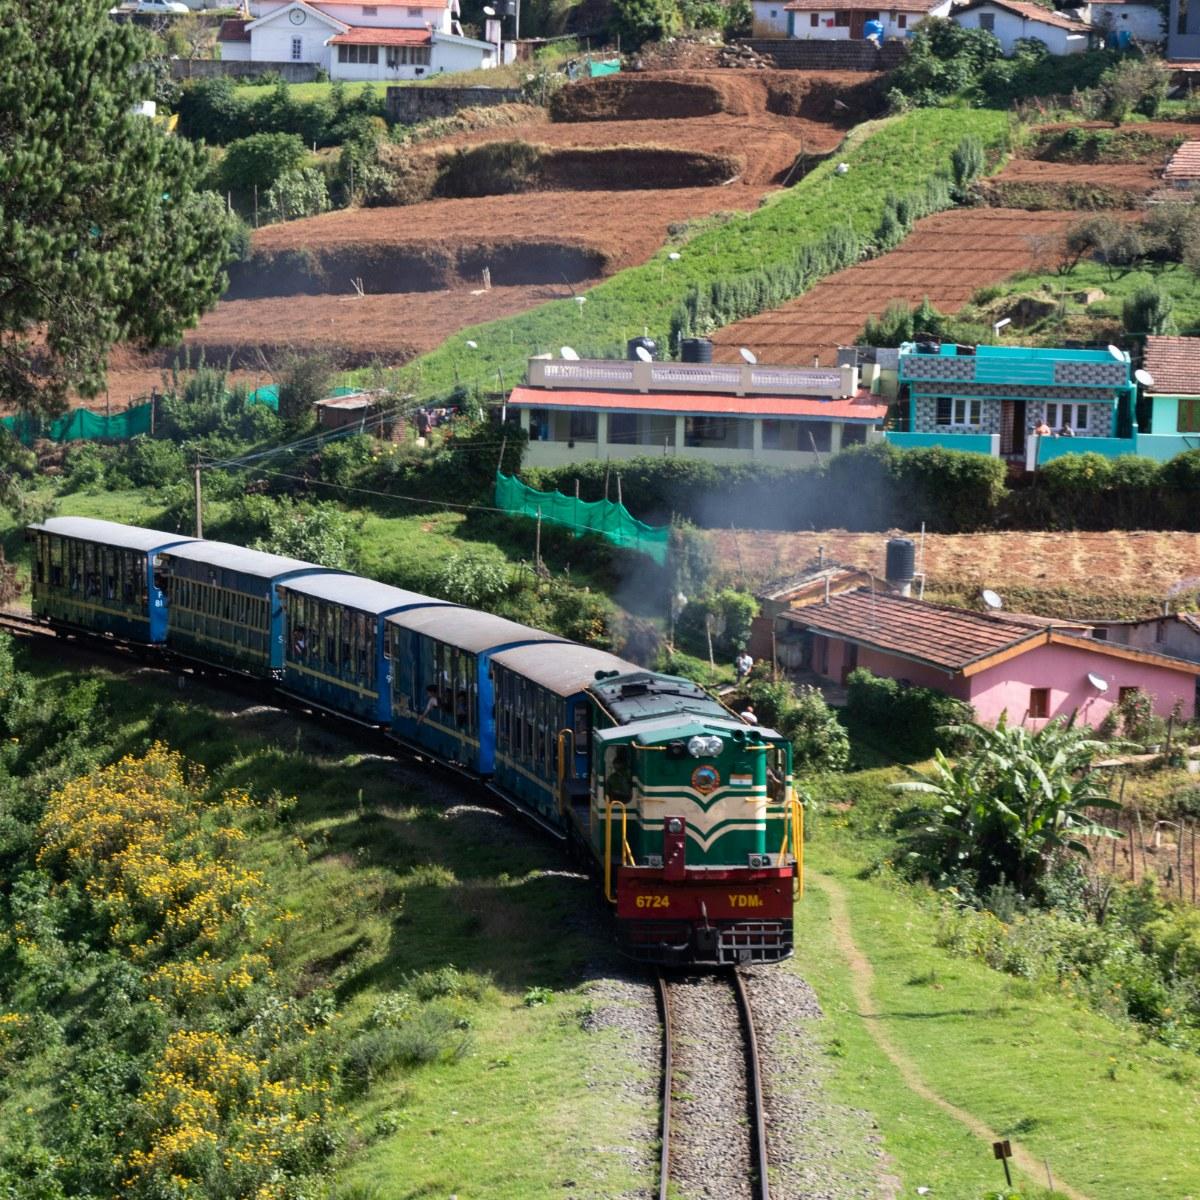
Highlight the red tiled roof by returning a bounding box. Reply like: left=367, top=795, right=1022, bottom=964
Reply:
left=783, top=590, right=1038, bottom=672
left=329, top=24, right=432, bottom=42
left=1143, top=335, right=1200, bottom=395
left=1164, top=140, right=1200, bottom=182
left=507, top=386, right=888, bottom=422
left=218, top=17, right=251, bottom=40
left=953, top=0, right=1090, bottom=29
left=784, top=0, right=938, bottom=10
left=784, top=590, right=1200, bottom=676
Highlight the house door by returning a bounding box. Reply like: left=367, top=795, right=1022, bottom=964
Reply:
left=850, top=10, right=876, bottom=37
left=841, top=642, right=859, bottom=685
left=1000, top=400, right=1026, bottom=455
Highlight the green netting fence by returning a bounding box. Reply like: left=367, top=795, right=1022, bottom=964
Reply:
left=495, top=471, right=669, bottom=565
left=0, top=383, right=365, bottom=447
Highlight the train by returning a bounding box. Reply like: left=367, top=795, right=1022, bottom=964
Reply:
left=27, top=516, right=802, bottom=965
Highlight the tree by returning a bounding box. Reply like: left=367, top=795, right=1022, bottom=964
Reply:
left=1123, top=283, right=1176, bottom=337
left=896, top=716, right=1120, bottom=899
left=219, top=132, right=308, bottom=195
left=0, top=2, right=241, bottom=417
left=276, top=353, right=334, bottom=426
left=265, top=168, right=330, bottom=223
left=610, top=0, right=682, bottom=49
left=1096, top=56, right=1169, bottom=125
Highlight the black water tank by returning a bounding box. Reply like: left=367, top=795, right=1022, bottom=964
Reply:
left=681, top=337, right=713, bottom=364
left=628, top=336, right=658, bottom=361
left=885, top=537, right=915, bottom=586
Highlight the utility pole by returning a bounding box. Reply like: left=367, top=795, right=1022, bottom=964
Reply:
left=534, top=506, right=542, bottom=572
left=193, top=459, right=203, bottom=538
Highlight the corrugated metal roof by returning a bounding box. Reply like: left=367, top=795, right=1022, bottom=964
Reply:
left=31, top=518, right=198, bottom=554
left=1165, top=141, right=1200, bottom=183
left=489, top=645, right=639, bottom=696
left=508, top=386, right=887, bottom=422
left=387, top=606, right=569, bottom=653
left=314, top=393, right=375, bottom=409
left=278, top=574, right=453, bottom=615
left=783, top=589, right=1036, bottom=672
left=218, top=17, right=251, bottom=39
left=1143, top=335, right=1200, bottom=395
left=160, top=541, right=339, bottom=580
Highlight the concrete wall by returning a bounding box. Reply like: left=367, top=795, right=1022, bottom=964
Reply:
left=387, top=84, right=525, bottom=121
left=1089, top=1, right=1163, bottom=40
left=953, top=5, right=1089, bottom=53
left=1095, top=618, right=1200, bottom=664
left=172, top=57, right=319, bottom=79
left=887, top=431, right=1000, bottom=455
left=967, top=641, right=1197, bottom=726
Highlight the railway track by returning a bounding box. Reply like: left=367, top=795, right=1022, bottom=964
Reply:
left=656, top=969, right=770, bottom=1200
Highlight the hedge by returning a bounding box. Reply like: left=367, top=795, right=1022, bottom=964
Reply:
left=396, top=107, right=1010, bottom=403
left=523, top=442, right=1008, bottom=533
left=845, top=668, right=972, bottom=760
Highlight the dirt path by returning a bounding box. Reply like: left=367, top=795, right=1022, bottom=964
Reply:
left=813, top=871, right=1092, bottom=1200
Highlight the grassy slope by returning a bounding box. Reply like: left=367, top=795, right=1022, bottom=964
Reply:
left=8, top=648, right=648, bottom=1198
left=794, top=821, right=1200, bottom=1199
left=395, top=107, right=1011, bottom=401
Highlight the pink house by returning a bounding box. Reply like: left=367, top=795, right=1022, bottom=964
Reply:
left=779, top=590, right=1200, bottom=726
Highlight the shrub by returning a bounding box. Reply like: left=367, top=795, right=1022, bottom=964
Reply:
left=432, top=551, right=510, bottom=607
left=846, top=668, right=972, bottom=759
left=676, top=588, right=757, bottom=659
left=218, top=132, right=307, bottom=195
left=1123, top=283, right=1176, bottom=337
left=1096, top=56, right=1169, bottom=124
left=611, top=0, right=682, bottom=48
left=277, top=352, right=333, bottom=426
left=265, top=166, right=329, bottom=223
left=778, top=684, right=850, bottom=773
left=249, top=497, right=363, bottom=570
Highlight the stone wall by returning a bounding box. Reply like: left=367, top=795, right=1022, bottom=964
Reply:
left=387, top=85, right=526, bottom=123
left=170, top=60, right=321, bottom=82
left=737, top=38, right=907, bottom=71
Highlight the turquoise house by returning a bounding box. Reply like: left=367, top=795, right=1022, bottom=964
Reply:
left=887, top=341, right=1136, bottom=462
left=1137, top=336, right=1200, bottom=460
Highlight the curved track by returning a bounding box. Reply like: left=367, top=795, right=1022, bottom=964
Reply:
left=657, top=969, right=770, bottom=1200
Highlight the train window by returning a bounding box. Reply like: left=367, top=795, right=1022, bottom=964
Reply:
left=767, top=745, right=786, bottom=805
left=606, top=746, right=632, bottom=800
left=572, top=704, right=591, bottom=762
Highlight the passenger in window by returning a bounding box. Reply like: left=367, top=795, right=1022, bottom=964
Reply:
left=417, top=685, right=440, bottom=726
left=292, top=627, right=307, bottom=658
left=455, top=690, right=469, bottom=728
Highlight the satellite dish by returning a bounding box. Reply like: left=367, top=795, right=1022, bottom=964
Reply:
left=1088, top=672, right=1110, bottom=692
left=668, top=251, right=682, bottom=262
left=1135, top=368, right=1155, bottom=388
left=560, top=346, right=580, bottom=361
left=835, top=162, right=849, bottom=174
left=1107, top=344, right=1125, bottom=362
left=739, top=347, right=757, bottom=365
left=574, top=296, right=586, bottom=306
left=981, top=589, right=1003, bottom=611
left=635, top=345, right=652, bottom=362
left=465, top=339, right=478, bottom=349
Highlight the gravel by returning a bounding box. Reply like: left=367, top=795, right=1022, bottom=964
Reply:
left=743, top=964, right=897, bottom=1200
left=668, top=973, right=754, bottom=1199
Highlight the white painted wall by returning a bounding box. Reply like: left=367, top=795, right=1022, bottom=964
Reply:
left=328, top=31, right=493, bottom=78
left=249, top=9, right=343, bottom=66
left=1087, top=1, right=1163, bottom=40
left=431, top=32, right=496, bottom=69
left=319, top=3, right=452, bottom=31
left=219, top=38, right=253, bottom=59
left=953, top=4, right=1089, bottom=52
left=751, top=0, right=790, bottom=36
left=759, top=2, right=949, bottom=40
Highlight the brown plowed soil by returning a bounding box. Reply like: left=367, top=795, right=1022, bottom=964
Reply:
left=711, top=209, right=1075, bottom=367
left=992, top=159, right=1163, bottom=189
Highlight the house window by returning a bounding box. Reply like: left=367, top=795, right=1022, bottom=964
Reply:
left=291, top=36, right=303, bottom=60
left=810, top=11, right=819, bottom=23
left=934, top=397, right=982, bottom=427
left=408, top=5, right=422, bottom=12
left=362, top=3, right=377, bottom=10
left=770, top=8, right=778, bottom=15
left=834, top=10, right=851, bottom=23
left=1178, top=398, right=1200, bottom=432
left=897, top=11, right=906, bottom=26
left=979, top=10, right=995, bottom=30
left=1029, top=687, right=1049, bottom=719
left=568, top=411, right=597, bottom=441
left=1044, top=402, right=1089, bottom=432
left=338, top=44, right=380, bottom=63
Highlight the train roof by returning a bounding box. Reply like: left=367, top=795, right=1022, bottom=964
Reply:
left=158, top=540, right=340, bottom=581
left=588, top=671, right=730, bottom=726
left=489, top=643, right=639, bottom=697
left=278, top=573, right=454, bottom=616
left=595, top=713, right=781, bottom=745
left=386, top=606, right=569, bottom=654
left=30, top=517, right=198, bottom=554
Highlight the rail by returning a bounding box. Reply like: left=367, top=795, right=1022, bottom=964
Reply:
left=555, top=727, right=574, bottom=816
left=777, top=794, right=805, bottom=899
left=656, top=969, right=771, bottom=1200
left=603, top=798, right=633, bottom=903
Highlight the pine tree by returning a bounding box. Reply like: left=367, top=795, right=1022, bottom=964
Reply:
left=0, top=1, right=242, bottom=415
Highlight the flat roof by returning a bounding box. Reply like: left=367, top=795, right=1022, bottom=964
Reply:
left=490, top=644, right=639, bottom=696
left=508, top=385, right=887, bottom=423
left=278, top=574, right=454, bottom=615
left=387, top=606, right=569, bottom=654
left=31, top=518, right=198, bottom=554
left=159, top=540, right=339, bottom=580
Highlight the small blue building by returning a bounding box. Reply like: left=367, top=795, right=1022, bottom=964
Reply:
left=889, top=341, right=1136, bottom=459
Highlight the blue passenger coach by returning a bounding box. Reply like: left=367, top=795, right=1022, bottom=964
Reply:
left=158, top=542, right=344, bottom=676
left=490, top=644, right=637, bottom=823
left=277, top=575, right=457, bottom=725
left=29, top=517, right=197, bottom=644
left=387, top=608, right=569, bottom=774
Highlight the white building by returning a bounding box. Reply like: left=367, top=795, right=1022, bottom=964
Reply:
left=952, top=0, right=1092, bottom=53
left=218, top=0, right=496, bottom=80
left=1086, top=0, right=1162, bottom=41
left=752, top=0, right=950, bottom=38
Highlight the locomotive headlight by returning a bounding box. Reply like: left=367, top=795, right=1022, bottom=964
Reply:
left=687, top=734, right=723, bottom=758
